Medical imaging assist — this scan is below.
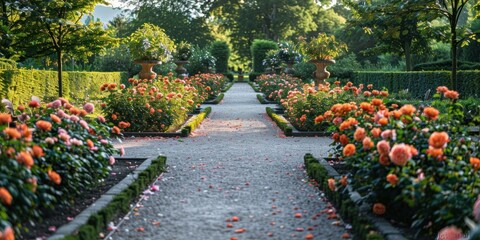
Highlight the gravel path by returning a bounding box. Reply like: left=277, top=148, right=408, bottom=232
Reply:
left=109, top=82, right=350, bottom=240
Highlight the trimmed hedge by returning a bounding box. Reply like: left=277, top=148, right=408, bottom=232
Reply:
left=0, top=69, right=128, bottom=106
left=210, top=41, right=230, bottom=74
left=266, top=107, right=292, bottom=136
left=181, top=107, right=212, bottom=137
left=59, top=156, right=167, bottom=240
left=413, top=59, right=480, bottom=71
left=0, top=58, right=16, bottom=70
left=350, top=71, right=480, bottom=99
left=251, top=39, right=278, bottom=73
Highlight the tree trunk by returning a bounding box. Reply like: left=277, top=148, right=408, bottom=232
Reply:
left=57, top=49, right=63, bottom=97
left=451, top=24, right=457, bottom=91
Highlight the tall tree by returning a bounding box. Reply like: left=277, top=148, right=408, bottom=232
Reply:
left=14, top=0, right=113, bottom=97
left=209, top=0, right=322, bottom=63
left=345, top=0, right=433, bottom=71
left=407, top=0, right=480, bottom=89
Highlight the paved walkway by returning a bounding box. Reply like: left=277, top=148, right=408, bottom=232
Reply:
left=110, top=82, right=349, bottom=239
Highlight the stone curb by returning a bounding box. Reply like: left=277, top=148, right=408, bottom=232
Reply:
left=48, top=156, right=162, bottom=240
left=266, top=107, right=331, bottom=137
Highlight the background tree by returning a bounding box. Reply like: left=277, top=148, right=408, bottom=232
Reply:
left=6, top=0, right=113, bottom=97
left=407, top=0, right=480, bottom=89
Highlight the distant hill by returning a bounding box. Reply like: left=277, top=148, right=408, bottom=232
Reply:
left=90, top=5, right=125, bottom=25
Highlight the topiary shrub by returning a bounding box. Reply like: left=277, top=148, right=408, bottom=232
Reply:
left=210, top=41, right=230, bottom=74
left=250, top=39, right=278, bottom=73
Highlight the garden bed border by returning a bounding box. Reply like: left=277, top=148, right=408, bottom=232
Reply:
left=202, top=93, right=225, bottom=105
left=49, top=155, right=168, bottom=240
left=122, top=107, right=212, bottom=137
left=221, top=81, right=235, bottom=92
left=266, top=107, right=331, bottom=137
left=248, top=82, right=261, bottom=92
left=304, top=153, right=408, bottom=240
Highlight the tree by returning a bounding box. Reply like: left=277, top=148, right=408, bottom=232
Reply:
left=344, top=0, right=433, bottom=71
left=209, top=0, right=322, bottom=63
left=407, top=0, right=480, bottom=89
left=6, top=0, right=113, bottom=97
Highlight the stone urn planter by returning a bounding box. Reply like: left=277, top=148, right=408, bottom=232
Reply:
left=309, top=59, right=335, bottom=87
left=174, top=60, right=189, bottom=79
left=135, top=60, right=161, bottom=80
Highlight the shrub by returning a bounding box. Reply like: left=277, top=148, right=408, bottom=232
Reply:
left=210, top=41, right=230, bottom=73
left=255, top=74, right=303, bottom=103
left=186, top=46, right=216, bottom=74
left=125, top=23, right=175, bottom=62
left=292, top=62, right=316, bottom=83
left=0, top=58, right=16, bottom=70
left=318, top=86, right=480, bottom=236
left=101, top=76, right=202, bottom=132
left=251, top=39, right=278, bottom=73
left=173, top=41, right=193, bottom=61
left=413, top=59, right=480, bottom=71
left=0, top=96, right=120, bottom=237
left=93, top=44, right=139, bottom=78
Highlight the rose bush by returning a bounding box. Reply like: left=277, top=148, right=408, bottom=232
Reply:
left=0, top=97, right=121, bottom=238
left=101, top=74, right=203, bottom=132
left=256, top=74, right=303, bottom=103
left=189, top=73, right=228, bottom=101
left=318, top=86, right=480, bottom=236
left=281, top=81, right=388, bottom=131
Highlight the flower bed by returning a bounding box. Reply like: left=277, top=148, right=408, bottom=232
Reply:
left=314, top=86, right=480, bottom=238
left=189, top=73, right=228, bottom=102
left=0, top=97, right=122, bottom=239
left=255, top=74, right=303, bottom=103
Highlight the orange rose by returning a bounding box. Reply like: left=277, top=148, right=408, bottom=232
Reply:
left=400, top=104, right=416, bottom=116
left=328, top=178, right=336, bottom=191
left=0, top=113, right=12, bottom=125
left=371, top=128, right=381, bottom=138
left=69, top=107, right=81, bottom=115
left=470, top=157, right=480, bottom=170
left=378, top=117, right=388, bottom=126
left=427, top=146, right=444, bottom=158
left=373, top=203, right=386, bottom=215
left=50, top=114, right=61, bottom=123
left=343, top=144, right=356, bottom=157
left=314, top=115, right=324, bottom=123
left=371, top=98, right=383, bottom=106
left=423, top=107, right=439, bottom=120
left=444, top=90, right=459, bottom=99
left=111, top=114, right=118, bottom=120
left=362, top=137, right=374, bottom=150
left=392, top=110, right=402, bottom=119
left=354, top=127, right=366, bottom=142
left=389, top=144, right=412, bottom=166
left=386, top=174, right=398, bottom=186
left=3, top=128, right=21, bottom=139
left=86, top=139, right=94, bottom=149
left=118, top=121, right=131, bottom=129
left=0, top=187, right=12, bottom=205
left=339, top=176, right=348, bottom=186
left=36, top=120, right=52, bottom=131
left=31, top=145, right=45, bottom=158
left=17, top=151, right=34, bottom=168
left=429, top=132, right=449, bottom=148
left=48, top=170, right=62, bottom=185
left=436, top=86, right=448, bottom=93
left=332, top=133, right=340, bottom=142
left=377, top=140, right=391, bottom=155
left=339, top=134, right=349, bottom=146
left=112, top=126, right=121, bottom=134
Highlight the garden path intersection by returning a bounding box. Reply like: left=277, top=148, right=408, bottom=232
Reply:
left=110, top=82, right=349, bottom=239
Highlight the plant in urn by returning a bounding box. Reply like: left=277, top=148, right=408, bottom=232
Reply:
left=173, top=41, right=192, bottom=79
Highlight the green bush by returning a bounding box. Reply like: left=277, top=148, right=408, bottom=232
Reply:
left=249, top=72, right=262, bottom=82
left=210, top=41, right=230, bottom=73
left=413, top=59, right=480, bottom=71
left=292, top=62, right=316, bottom=83
left=351, top=71, right=480, bottom=99
left=0, top=69, right=127, bottom=107
left=251, top=39, right=278, bottom=73
left=93, top=44, right=138, bottom=78
left=186, top=46, right=216, bottom=74
left=0, top=58, right=16, bottom=70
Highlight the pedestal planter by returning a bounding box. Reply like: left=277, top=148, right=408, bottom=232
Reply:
left=174, top=60, right=189, bottom=79
left=309, top=59, right=335, bottom=87
left=135, top=60, right=161, bottom=80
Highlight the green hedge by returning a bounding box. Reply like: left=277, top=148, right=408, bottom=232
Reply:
left=413, top=59, right=480, bottom=71
left=210, top=41, right=230, bottom=74
left=0, top=69, right=128, bottom=106
left=266, top=107, right=292, bottom=136
left=181, top=107, right=212, bottom=137
left=350, top=71, right=480, bottom=99
left=0, top=58, right=16, bottom=70
left=251, top=39, right=278, bottom=73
